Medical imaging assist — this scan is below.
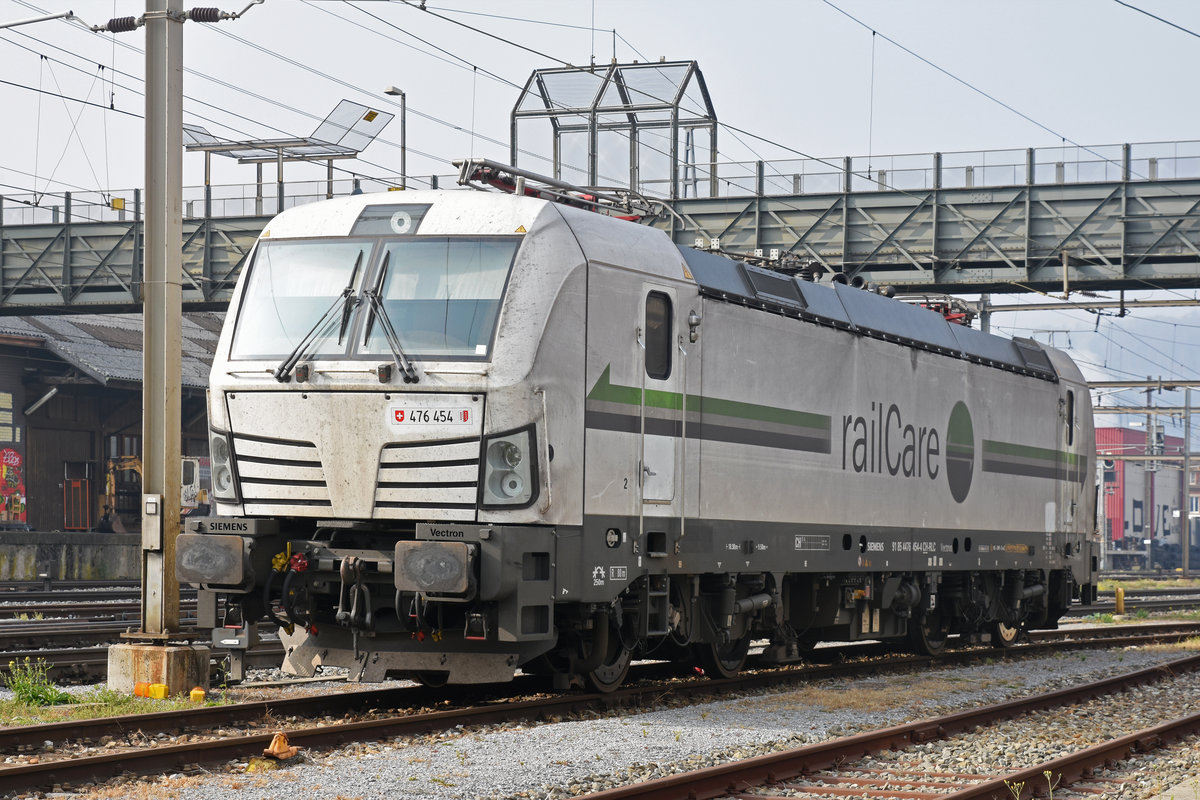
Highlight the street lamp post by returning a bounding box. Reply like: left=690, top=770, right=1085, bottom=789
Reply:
left=384, top=86, right=406, bottom=189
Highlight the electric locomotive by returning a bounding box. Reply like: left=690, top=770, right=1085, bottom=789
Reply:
left=177, top=187, right=1098, bottom=690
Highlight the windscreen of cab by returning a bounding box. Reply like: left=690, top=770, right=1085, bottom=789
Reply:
left=230, top=233, right=520, bottom=362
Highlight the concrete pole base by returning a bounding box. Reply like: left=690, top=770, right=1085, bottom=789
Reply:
left=107, top=643, right=211, bottom=695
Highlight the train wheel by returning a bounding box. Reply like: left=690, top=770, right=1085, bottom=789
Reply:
left=908, top=610, right=950, bottom=656
left=413, top=671, right=450, bottom=688
left=990, top=621, right=1021, bottom=648
left=586, top=642, right=633, bottom=693
left=692, top=634, right=751, bottom=679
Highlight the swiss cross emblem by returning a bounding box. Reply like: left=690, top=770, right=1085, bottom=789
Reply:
left=394, top=410, right=405, bottom=422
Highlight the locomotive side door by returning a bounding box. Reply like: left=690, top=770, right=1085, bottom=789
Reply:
left=1059, top=386, right=1082, bottom=530
left=639, top=284, right=681, bottom=505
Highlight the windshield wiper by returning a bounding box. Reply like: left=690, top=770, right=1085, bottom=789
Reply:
left=362, top=251, right=420, bottom=383
left=273, top=251, right=363, bottom=383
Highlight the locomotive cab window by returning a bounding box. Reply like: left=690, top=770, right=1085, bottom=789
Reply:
left=645, top=292, right=672, bottom=380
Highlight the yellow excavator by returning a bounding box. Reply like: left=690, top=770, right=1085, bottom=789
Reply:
left=99, top=456, right=206, bottom=532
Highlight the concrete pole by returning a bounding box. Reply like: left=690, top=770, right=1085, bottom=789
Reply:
left=401, top=90, right=407, bottom=190
left=1185, top=388, right=1192, bottom=576
left=141, top=0, right=183, bottom=636
left=1145, top=381, right=1154, bottom=569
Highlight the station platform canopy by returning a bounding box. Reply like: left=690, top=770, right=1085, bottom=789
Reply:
left=511, top=60, right=717, bottom=199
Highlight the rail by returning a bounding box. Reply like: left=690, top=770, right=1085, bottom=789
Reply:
left=2, top=625, right=1197, bottom=795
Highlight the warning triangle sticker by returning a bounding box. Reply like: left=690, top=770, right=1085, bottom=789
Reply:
left=515, top=225, right=527, bottom=233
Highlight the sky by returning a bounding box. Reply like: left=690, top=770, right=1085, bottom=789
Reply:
left=0, top=0, right=1198, bottom=452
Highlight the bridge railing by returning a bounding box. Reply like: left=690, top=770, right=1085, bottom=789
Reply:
left=664, top=139, right=1200, bottom=199
left=0, top=173, right=458, bottom=227
left=5, top=140, right=1200, bottom=226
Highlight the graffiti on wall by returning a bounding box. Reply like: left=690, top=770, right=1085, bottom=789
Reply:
left=0, top=448, right=26, bottom=522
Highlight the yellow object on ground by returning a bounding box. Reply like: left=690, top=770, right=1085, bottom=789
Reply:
left=263, top=732, right=302, bottom=760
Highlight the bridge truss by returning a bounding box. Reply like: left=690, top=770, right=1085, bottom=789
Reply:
left=2, top=142, right=1200, bottom=312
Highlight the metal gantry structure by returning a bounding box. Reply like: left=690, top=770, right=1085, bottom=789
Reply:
left=4, top=139, right=1200, bottom=311
left=4, top=60, right=1200, bottom=310
left=659, top=143, right=1200, bottom=295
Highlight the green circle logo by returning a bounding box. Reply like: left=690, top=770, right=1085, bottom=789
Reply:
left=946, top=402, right=974, bottom=503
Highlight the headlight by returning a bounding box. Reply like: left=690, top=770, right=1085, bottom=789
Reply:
left=209, top=430, right=240, bottom=503
left=481, top=428, right=536, bottom=508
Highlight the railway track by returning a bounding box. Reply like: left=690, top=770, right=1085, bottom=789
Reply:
left=0, top=597, right=198, bottom=620
left=1, top=615, right=1197, bottom=684
left=0, top=580, right=142, bottom=593
left=0, top=644, right=286, bottom=683
left=0, top=619, right=200, bottom=649
left=0, top=623, right=1197, bottom=797
left=2, top=588, right=1194, bottom=624
left=579, top=654, right=1200, bottom=800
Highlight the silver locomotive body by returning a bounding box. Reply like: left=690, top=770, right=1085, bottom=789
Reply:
left=177, top=190, right=1097, bottom=688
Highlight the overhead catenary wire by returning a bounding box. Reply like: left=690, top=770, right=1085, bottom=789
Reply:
left=6, top=0, right=564, bottom=186
left=383, top=0, right=1061, bottom=253
left=1112, top=0, right=1200, bottom=40
left=0, top=5, right=1195, bottom=430
left=4, top=0, right=1195, bottom=326
left=0, top=11, right=1166, bottom=311
left=38, top=58, right=108, bottom=198
left=0, top=0, right=1108, bottom=266
left=1, top=0, right=1186, bottom=298
left=2, top=0, right=1190, bottom=309
left=994, top=302, right=1199, bottom=376
left=400, top=0, right=575, bottom=68
left=423, top=2, right=620, bottom=62
left=2, top=29, right=470, bottom=192
left=388, top=0, right=1177, bottom=291
left=4, top=0, right=906, bottom=255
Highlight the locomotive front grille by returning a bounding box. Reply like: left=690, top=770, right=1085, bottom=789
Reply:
left=374, top=437, right=480, bottom=518
left=223, top=390, right=484, bottom=520
left=233, top=433, right=332, bottom=511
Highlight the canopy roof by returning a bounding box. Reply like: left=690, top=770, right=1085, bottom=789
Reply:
left=514, top=60, right=715, bottom=128
left=183, top=100, right=393, bottom=163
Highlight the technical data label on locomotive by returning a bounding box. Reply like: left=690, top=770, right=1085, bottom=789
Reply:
left=794, top=535, right=830, bottom=551
left=389, top=405, right=473, bottom=427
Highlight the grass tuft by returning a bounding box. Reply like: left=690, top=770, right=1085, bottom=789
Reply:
left=4, top=657, right=73, bottom=706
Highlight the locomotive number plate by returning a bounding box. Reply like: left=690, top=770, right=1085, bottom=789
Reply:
left=389, top=405, right=473, bottom=426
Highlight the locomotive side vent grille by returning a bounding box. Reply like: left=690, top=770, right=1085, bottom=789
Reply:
left=233, top=432, right=331, bottom=509
left=375, top=437, right=480, bottom=518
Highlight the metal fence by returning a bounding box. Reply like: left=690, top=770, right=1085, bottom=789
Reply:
left=5, top=139, right=1200, bottom=225
left=0, top=173, right=460, bottom=227
left=669, top=140, right=1200, bottom=200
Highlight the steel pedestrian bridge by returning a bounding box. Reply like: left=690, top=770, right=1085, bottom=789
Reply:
left=2, top=140, right=1200, bottom=312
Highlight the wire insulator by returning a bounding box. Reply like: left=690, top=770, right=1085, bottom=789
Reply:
left=106, top=16, right=139, bottom=32
left=187, top=7, right=223, bottom=23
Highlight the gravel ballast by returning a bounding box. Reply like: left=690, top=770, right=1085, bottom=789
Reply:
left=51, top=644, right=1200, bottom=800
